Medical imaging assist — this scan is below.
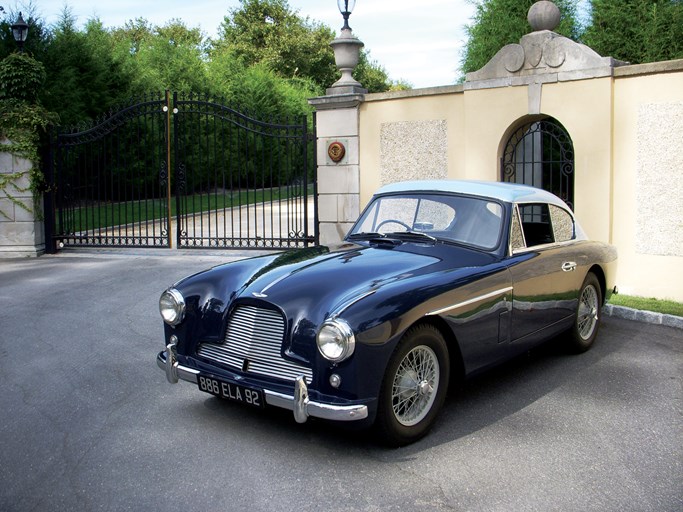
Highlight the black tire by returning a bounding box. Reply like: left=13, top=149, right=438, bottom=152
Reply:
left=375, top=324, right=449, bottom=446
left=567, top=273, right=602, bottom=353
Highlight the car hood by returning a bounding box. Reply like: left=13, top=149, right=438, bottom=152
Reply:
left=240, top=245, right=442, bottom=311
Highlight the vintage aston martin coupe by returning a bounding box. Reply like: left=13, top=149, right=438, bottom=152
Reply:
left=157, top=180, right=617, bottom=445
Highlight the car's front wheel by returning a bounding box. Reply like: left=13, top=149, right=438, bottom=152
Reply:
left=375, top=324, right=449, bottom=446
left=567, top=272, right=602, bottom=353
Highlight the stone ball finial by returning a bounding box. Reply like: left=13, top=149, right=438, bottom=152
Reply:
left=528, top=1, right=561, bottom=32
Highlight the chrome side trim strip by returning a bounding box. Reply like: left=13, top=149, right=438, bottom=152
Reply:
left=255, top=272, right=291, bottom=297
left=331, top=290, right=377, bottom=318
left=156, top=350, right=368, bottom=422
left=427, top=286, right=513, bottom=316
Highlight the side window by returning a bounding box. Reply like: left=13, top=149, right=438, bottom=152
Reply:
left=549, top=204, right=575, bottom=242
left=510, top=207, right=525, bottom=252
left=518, top=204, right=554, bottom=247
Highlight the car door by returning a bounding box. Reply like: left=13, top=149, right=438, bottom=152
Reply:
left=506, top=203, right=585, bottom=348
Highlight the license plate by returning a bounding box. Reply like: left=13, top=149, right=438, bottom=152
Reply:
left=197, top=375, right=264, bottom=408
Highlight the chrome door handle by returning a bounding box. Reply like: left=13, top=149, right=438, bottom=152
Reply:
left=562, top=261, right=577, bottom=272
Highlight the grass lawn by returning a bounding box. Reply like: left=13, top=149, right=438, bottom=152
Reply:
left=609, top=294, right=683, bottom=317
left=63, top=187, right=312, bottom=232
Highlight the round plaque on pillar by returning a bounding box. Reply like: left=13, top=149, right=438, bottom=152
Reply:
left=327, top=141, right=346, bottom=163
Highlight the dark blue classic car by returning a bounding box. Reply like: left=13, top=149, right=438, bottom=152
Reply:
left=157, top=180, right=617, bottom=445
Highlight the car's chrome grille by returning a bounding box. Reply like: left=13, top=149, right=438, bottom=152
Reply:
left=196, top=305, right=312, bottom=383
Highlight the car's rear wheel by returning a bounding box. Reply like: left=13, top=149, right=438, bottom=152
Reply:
left=375, top=324, right=449, bottom=446
left=567, top=272, right=602, bottom=353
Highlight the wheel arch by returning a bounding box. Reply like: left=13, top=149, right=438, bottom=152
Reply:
left=410, top=315, right=465, bottom=383
left=587, top=264, right=607, bottom=304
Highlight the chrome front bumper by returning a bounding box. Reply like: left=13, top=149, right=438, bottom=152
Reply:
left=157, top=344, right=368, bottom=423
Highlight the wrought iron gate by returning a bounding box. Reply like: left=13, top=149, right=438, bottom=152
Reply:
left=45, top=91, right=317, bottom=251
left=501, top=118, right=575, bottom=209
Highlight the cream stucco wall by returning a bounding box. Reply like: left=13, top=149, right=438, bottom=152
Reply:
left=461, top=86, right=528, bottom=181
left=611, top=66, right=683, bottom=300
left=540, top=78, right=614, bottom=243
left=359, top=88, right=464, bottom=207
left=355, top=62, right=683, bottom=301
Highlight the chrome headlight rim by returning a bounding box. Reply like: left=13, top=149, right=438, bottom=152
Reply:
left=159, top=288, right=186, bottom=326
left=316, top=317, right=356, bottom=363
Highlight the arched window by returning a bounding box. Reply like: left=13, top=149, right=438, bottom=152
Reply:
left=501, top=118, right=575, bottom=209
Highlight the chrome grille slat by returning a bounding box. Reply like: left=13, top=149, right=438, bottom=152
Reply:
left=196, top=305, right=313, bottom=383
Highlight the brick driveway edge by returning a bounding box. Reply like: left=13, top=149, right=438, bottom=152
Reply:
left=604, top=304, right=683, bottom=330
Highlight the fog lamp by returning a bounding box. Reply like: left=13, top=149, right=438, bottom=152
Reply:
left=329, top=374, right=342, bottom=388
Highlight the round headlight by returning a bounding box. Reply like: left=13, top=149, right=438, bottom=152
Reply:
left=317, top=318, right=355, bottom=363
left=159, top=288, right=185, bottom=326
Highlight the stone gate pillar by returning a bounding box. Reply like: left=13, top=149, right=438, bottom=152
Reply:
left=0, top=140, right=45, bottom=257
left=309, top=92, right=365, bottom=246
left=309, top=23, right=367, bottom=247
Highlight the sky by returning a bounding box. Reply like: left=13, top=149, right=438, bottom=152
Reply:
left=7, top=1, right=590, bottom=89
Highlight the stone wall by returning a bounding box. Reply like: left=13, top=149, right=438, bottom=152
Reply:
left=0, top=141, right=44, bottom=257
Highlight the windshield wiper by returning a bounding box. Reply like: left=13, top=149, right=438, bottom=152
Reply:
left=347, top=232, right=386, bottom=240
left=386, top=231, right=437, bottom=244
left=347, top=232, right=404, bottom=247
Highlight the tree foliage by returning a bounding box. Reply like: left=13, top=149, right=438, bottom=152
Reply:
left=461, top=0, right=580, bottom=76
left=39, top=9, right=134, bottom=126
left=217, top=0, right=391, bottom=93
left=0, top=0, right=393, bottom=130
left=0, top=52, right=57, bottom=219
left=110, top=18, right=209, bottom=95
left=217, top=0, right=338, bottom=89
left=582, top=0, right=683, bottom=64
left=0, top=52, right=45, bottom=101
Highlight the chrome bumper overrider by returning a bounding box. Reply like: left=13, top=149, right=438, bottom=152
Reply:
left=157, top=344, right=368, bottom=423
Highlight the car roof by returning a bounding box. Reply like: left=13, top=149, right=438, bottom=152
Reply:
left=374, top=180, right=571, bottom=209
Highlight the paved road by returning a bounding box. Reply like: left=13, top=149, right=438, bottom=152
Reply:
left=1, top=252, right=681, bottom=512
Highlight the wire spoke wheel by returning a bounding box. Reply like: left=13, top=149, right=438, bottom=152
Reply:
left=376, top=324, right=449, bottom=445
left=391, top=345, right=440, bottom=426
left=577, top=284, right=599, bottom=340
left=567, top=273, right=602, bottom=353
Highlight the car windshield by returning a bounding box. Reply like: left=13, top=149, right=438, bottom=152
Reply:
left=348, top=193, right=504, bottom=250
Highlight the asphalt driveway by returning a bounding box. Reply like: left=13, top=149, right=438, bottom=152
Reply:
left=0, top=251, right=681, bottom=511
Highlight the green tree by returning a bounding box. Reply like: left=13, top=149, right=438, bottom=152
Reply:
left=81, top=19, right=134, bottom=108
left=354, top=51, right=393, bottom=93
left=461, top=0, right=580, bottom=76
left=217, top=0, right=392, bottom=92
left=217, top=0, right=337, bottom=88
left=582, top=0, right=683, bottom=64
left=39, top=9, right=132, bottom=125
left=111, top=19, right=209, bottom=95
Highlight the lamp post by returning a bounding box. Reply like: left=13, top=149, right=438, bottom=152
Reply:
left=329, top=0, right=365, bottom=94
left=337, top=0, right=356, bottom=31
left=11, top=12, right=29, bottom=53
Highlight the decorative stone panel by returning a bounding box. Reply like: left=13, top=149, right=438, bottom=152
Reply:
left=380, top=120, right=448, bottom=185
left=635, top=102, right=683, bottom=257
